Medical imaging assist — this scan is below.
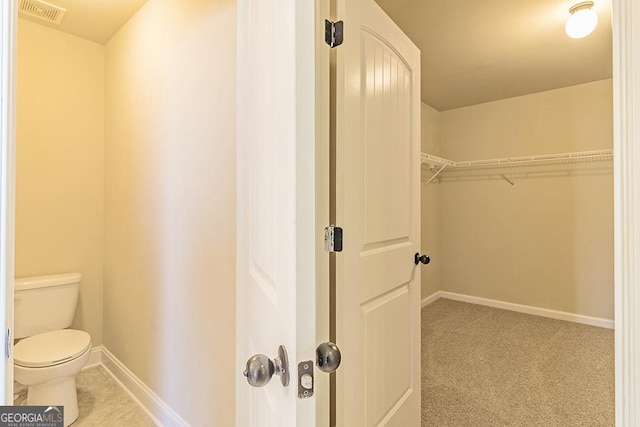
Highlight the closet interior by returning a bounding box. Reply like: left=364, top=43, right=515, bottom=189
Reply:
left=419, top=73, right=614, bottom=326
left=371, top=0, right=614, bottom=329
left=376, top=0, right=614, bottom=423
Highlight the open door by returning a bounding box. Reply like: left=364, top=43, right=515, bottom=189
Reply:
left=235, top=0, right=331, bottom=425
left=0, top=0, right=16, bottom=404
left=334, top=0, right=422, bottom=425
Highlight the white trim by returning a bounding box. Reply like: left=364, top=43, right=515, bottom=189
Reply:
left=99, top=347, right=189, bottom=427
left=423, top=291, right=614, bottom=329
left=612, top=0, right=639, bottom=424
left=14, top=347, right=186, bottom=426
left=82, top=346, right=103, bottom=369
left=0, top=0, right=17, bottom=404
left=421, top=291, right=441, bottom=308
left=314, top=0, right=331, bottom=424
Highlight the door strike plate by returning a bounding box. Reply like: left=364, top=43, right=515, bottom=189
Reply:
left=297, top=360, right=314, bottom=399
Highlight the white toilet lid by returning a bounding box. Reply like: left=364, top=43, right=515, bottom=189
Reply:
left=14, top=330, right=91, bottom=368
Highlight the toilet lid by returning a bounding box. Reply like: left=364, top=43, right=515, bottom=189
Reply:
left=14, top=330, right=91, bottom=368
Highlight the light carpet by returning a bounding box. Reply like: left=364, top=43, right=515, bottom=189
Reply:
left=422, top=299, right=614, bottom=426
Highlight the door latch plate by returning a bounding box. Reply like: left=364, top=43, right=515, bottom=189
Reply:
left=297, top=361, right=314, bottom=399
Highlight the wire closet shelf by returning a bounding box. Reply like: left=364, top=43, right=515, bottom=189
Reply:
left=421, top=149, right=613, bottom=185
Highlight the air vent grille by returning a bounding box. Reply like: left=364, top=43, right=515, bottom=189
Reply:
left=19, top=0, right=66, bottom=25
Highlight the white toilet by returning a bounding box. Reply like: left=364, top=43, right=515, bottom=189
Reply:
left=14, top=273, right=92, bottom=427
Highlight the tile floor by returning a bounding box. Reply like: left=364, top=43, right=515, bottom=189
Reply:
left=14, top=365, right=156, bottom=426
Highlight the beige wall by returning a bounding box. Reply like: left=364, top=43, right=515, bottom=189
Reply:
left=438, top=79, right=614, bottom=319
left=15, top=19, right=105, bottom=344
left=421, top=103, right=441, bottom=298
left=104, top=0, right=236, bottom=424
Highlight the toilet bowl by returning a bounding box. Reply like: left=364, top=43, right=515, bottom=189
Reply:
left=14, top=330, right=91, bottom=425
left=14, top=274, right=91, bottom=427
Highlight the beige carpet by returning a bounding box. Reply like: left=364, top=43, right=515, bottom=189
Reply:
left=422, top=299, right=614, bottom=426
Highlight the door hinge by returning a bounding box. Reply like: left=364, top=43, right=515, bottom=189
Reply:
left=324, top=226, right=343, bottom=252
left=5, top=329, right=10, bottom=359
left=325, top=20, right=344, bottom=48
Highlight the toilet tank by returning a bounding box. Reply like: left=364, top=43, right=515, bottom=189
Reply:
left=14, top=273, right=81, bottom=339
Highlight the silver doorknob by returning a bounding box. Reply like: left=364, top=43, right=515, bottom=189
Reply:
left=316, top=342, right=341, bottom=373
left=243, top=345, right=290, bottom=387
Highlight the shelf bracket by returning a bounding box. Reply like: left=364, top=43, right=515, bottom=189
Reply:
left=503, top=162, right=516, bottom=186
left=425, top=164, right=448, bottom=185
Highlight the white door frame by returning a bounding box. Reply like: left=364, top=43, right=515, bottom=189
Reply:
left=314, top=0, right=331, bottom=424
left=0, top=0, right=16, bottom=404
left=612, top=0, right=640, bottom=424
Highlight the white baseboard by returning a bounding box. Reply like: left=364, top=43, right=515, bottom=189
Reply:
left=438, top=291, right=614, bottom=329
left=96, top=346, right=189, bottom=427
left=16, top=346, right=186, bottom=426
left=421, top=291, right=442, bottom=308
left=83, top=346, right=103, bottom=369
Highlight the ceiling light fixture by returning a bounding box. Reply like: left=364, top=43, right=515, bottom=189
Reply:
left=565, top=1, right=598, bottom=39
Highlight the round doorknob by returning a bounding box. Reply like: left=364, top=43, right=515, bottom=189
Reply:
left=243, top=345, right=290, bottom=387
left=316, top=342, right=342, bottom=373
left=414, top=252, right=430, bottom=265
left=243, top=354, right=274, bottom=387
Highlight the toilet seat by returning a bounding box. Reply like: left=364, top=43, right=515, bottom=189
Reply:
left=14, top=330, right=91, bottom=368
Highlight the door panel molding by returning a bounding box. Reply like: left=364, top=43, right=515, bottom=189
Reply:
left=236, top=0, right=320, bottom=423
left=335, top=0, right=421, bottom=425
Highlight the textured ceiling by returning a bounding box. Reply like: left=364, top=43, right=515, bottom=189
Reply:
left=19, top=0, right=148, bottom=45
left=374, top=0, right=612, bottom=110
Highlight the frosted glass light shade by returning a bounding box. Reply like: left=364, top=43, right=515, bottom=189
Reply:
left=565, top=7, right=598, bottom=39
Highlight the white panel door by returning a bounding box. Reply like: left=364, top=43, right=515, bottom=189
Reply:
left=0, top=0, right=16, bottom=403
left=335, top=0, right=421, bottom=425
left=236, top=0, right=325, bottom=425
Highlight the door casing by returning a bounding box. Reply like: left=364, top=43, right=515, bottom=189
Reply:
left=612, top=0, right=640, bottom=424
left=0, top=0, right=16, bottom=404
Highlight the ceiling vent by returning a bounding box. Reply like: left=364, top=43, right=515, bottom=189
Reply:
left=19, top=0, right=66, bottom=25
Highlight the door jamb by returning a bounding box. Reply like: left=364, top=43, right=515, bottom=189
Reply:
left=0, top=0, right=16, bottom=404
left=613, top=0, right=640, bottom=425
left=315, top=0, right=331, bottom=425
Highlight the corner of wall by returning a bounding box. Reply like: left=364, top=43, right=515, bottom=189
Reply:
left=420, top=101, right=442, bottom=299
